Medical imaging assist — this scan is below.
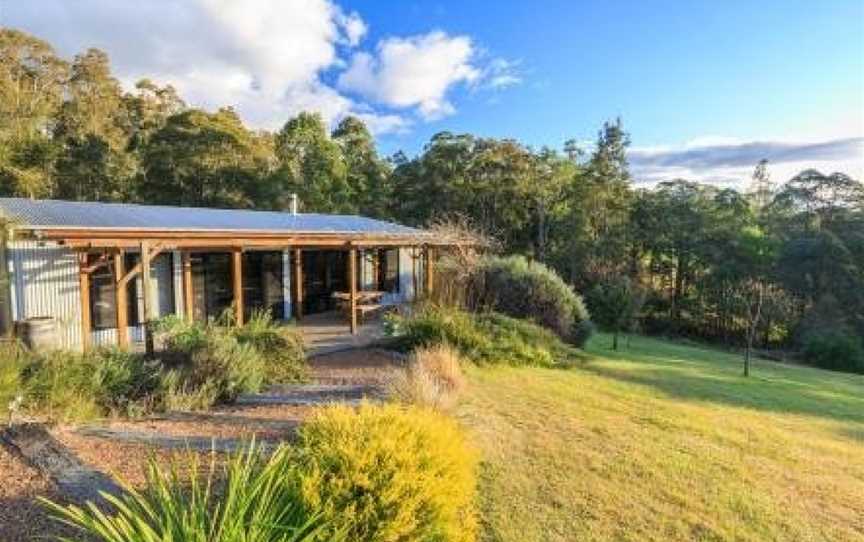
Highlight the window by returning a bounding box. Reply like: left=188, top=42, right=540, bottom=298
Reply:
left=378, top=249, right=400, bottom=293
left=242, top=251, right=284, bottom=320
left=89, top=265, right=116, bottom=330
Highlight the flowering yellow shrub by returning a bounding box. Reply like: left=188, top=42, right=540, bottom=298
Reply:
left=293, top=403, right=478, bottom=542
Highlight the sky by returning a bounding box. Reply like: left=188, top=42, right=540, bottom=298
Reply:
left=2, top=0, right=863, bottom=187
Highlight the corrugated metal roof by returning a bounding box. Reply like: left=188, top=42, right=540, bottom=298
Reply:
left=0, top=198, right=425, bottom=237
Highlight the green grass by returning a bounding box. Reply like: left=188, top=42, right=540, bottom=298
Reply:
left=457, top=332, right=864, bottom=541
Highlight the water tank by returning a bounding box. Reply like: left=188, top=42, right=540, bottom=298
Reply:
left=20, top=317, right=59, bottom=350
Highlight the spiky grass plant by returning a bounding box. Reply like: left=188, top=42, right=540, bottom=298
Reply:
left=387, top=343, right=466, bottom=410
left=41, top=441, right=339, bottom=542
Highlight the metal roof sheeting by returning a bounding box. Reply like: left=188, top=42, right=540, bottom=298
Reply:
left=0, top=198, right=425, bottom=237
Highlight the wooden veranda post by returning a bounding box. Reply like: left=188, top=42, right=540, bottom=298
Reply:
left=411, top=247, right=419, bottom=299
left=140, top=241, right=155, bottom=355
left=293, top=249, right=303, bottom=320
left=232, top=248, right=244, bottom=326
left=78, top=252, right=91, bottom=352
left=423, top=246, right=434, bottom=297
left=348, top=246, right=358, bottom=334
left=182, top=252, right=194, bottom=321
left=113, top=251, right=129, bottom=348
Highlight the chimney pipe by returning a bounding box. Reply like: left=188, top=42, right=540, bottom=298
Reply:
left=290, top=193, right=298, bottom=215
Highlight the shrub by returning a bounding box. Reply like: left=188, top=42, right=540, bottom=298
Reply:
left=475, top=255, right=592, bottom=346
left=388, top=305, right=584, bottom=367
left=387, top=344, right=465, bottom=410
left=155, top=312, right=306, bottom=406
left=292, top=403, right=478, bottom=542
left=803, top=332, right=864, bottom=374
left=43, top=441, right=335, bottom=542
left=0, top=340, right=28, bottom=419
left=4, top=312, right=307, bottom=421
left=20, top=348, right=162, bottom=420
left=88, top=349, right=163, bottom=415
left=234, top=310, right=306, bottom=383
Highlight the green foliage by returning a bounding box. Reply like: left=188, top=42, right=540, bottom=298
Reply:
left=43, top=442, right=335, bottom=542
left=43, top=405, right=479, bottom=542
left=0, top=340, right=29, bottom=418
left=156, top=314, right=266, bottom=403
left=387, top=305, right=584, bottom=367
left=585, top=276, right=646, bottom=349
left=233, top=310, right=306, bottom=383
left=139, top=108, right=271, bottom=207
left=154, top=312, right=307, bottom=404
left=477, top=255, right=592, bottom=346
left=270, top=112, right=351, bottom=213
left=802, top=333, right=864, bottom=374
left=19, top=348, right=159, bottom=420
left=0, top=312, right=306, bottom=421
left=292, top=403, right=478, bottom=542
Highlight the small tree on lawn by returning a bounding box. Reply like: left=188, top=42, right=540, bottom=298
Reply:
left=738, top=279, right=764, bottom=377
left=588, top=276, right=646, bottom=350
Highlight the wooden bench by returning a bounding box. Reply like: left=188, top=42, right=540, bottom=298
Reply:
left=355, top=303, right=383, bottom=323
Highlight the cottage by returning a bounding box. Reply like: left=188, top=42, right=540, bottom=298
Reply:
left=0, top=198, right=439, bottom=351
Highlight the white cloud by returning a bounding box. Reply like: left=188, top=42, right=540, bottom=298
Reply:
left=481, top=58, right=522, bottom=89
left=1, top=0, right=420, bottom=133
left=4, top=0, right=517, bottom=133
left=338, top=31, right=481, bottom=120
left=629, top=136, right=864, bottom=187
left=337, top=11, right=368, bottom=47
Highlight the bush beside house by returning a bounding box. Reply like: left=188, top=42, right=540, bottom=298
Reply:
left=387, top=304, right=585, bottom=367
left=1, top=310, right=306, bottom=421
left=473, top=255, right=593, bottom=347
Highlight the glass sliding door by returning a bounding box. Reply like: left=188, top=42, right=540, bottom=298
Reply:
left=190, top=253, right=232, bottom=322
left=242, top=251, right=284, bottom=321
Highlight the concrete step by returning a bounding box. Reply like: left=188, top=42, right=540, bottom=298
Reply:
left=236, top=383, right=383, bottom=406
left=73, top=426, right=282, bottom=453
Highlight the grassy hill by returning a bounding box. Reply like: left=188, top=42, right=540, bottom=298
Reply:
left=457, top=333, right=864, bottom=541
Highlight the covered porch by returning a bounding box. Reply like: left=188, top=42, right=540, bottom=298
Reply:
left=298, top=310, right=387, bottom=356
left=67, top=236, right=435, bottom=352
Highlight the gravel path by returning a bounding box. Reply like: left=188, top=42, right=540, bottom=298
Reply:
left=0, top=347, right=404, bottom=537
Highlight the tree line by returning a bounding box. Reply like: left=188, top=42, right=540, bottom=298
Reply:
left=2, top=29, right=863, bottom=370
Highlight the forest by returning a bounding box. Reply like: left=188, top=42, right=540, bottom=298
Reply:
left=2, top=28, right=863, bottom=372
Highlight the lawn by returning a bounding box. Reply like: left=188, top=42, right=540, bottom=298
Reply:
left=457, top=333, right=864, bottom=542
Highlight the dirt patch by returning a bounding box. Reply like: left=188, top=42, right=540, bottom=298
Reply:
left=0, top=445, right=75, bottom=540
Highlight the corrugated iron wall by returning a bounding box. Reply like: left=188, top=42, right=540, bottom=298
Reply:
left=6, top=241, right=178, bottom=350
left=7, top=240, right=84, bottom=350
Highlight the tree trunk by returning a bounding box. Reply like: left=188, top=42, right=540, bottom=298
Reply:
left=612, top=330, right=619, bottom=351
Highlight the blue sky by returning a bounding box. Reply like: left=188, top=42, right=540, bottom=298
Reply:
left=4, top=0, right=863, bottom=185
left=356, top=1, right=863, bottom=151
